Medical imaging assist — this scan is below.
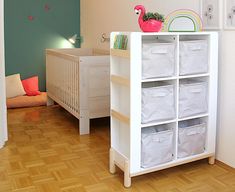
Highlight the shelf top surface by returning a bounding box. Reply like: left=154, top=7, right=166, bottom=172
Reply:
left=111, top=31, right=218, bottom=36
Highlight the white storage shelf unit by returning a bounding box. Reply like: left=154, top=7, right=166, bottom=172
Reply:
left=109, top=32, right=218, bottom=187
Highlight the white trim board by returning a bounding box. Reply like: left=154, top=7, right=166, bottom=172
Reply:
left=0, top=0, right=8, bottom=148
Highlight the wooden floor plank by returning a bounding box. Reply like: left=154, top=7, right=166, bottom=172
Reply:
left=0, top=105, right=234, bottom=192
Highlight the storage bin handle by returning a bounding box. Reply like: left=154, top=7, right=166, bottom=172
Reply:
left=188, top=44, right=203, bottom=51
left=186, top=130, right=200, bottom=136
left=151, top=48, right=168, bottom=54
left=190, top=88, right=202, bottom=93
left=152, top=136, right=167, bottom=143
left=152, top=91, right=169, bottom=97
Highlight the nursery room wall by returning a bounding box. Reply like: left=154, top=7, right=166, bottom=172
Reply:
left=4, top=0, right=80, bottom=91
left=80, top=0, right=199, bottom=50
left=80, top=0, right=235, bottom=168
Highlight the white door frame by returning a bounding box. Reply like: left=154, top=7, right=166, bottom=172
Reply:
left=0, top=0, right=8, bottom=148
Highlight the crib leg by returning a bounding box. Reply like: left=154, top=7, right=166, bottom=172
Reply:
left=47, top=96, right=55, bottom=106
left=79, top=109, right=90, bottom=135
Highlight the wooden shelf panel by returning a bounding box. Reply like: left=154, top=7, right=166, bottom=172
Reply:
left=111, top=75, right=130, bottom=87
left=110, top=148, right=128, bottom=171
left=141, top=73, right=209, bottom=83
left=111, top=109, right=130, bottom=125
left=178, top=113, right=209, bottom=121
left=142, top=76, right=177, bottom=83
left=131, top=152, right=214, bottom=177
left=141, top=119, right=177, bottom=128
left=110, top=48, right=130, bottom=58
left=179, top=73, right=210, bottom=79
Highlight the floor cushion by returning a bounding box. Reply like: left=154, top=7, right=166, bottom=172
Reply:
left=7, top=92, right=47, bottom=109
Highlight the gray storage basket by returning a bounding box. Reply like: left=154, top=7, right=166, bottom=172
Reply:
left=179, top=80, right=208, bottom=118
left=178, top=119, right=206, bottom=158
left=142, top=84, right=176, bottom=124
left=142, top=42, right=176, bottom=79
left=179, top=40, right=208, bottom=75
left=141, top=125, right=174, bottom=168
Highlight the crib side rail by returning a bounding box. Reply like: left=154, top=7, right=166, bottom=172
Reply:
left=46, top=50, right=80, bottom=118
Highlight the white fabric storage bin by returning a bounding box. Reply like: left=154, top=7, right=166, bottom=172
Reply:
left=142, top=42, right=175, bottom=79
left=178, top=119, right=206, bottom=158
left=141, top=125, right=174, bottom=168
left=179, top=81, right=208, bottom=118
left=142, top=85, right=175, bottom=123
left=179, top=40, right=208, bottom=75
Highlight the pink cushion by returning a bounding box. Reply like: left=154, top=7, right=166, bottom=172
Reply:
left=22, top=76, right=41, bottom=96
left=7, top=92, right=47, bottom=109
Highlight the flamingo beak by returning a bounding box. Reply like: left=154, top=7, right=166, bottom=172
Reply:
left=135, top=9, right=140, bottom=15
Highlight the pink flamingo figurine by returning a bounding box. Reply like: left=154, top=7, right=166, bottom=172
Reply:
left=134, top=5, right=163, bottom=32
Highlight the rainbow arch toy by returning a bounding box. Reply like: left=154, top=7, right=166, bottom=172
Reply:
left=163, top=9, right=203, bottom=32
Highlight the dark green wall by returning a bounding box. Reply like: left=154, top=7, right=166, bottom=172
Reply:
left=4, top=0, right=80, bottom=91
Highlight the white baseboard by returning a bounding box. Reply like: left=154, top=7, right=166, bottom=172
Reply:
left=0, top=141, right=5, bottom=149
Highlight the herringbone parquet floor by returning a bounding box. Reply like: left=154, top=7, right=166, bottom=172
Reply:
left=0, top=105, right=235, bottom=192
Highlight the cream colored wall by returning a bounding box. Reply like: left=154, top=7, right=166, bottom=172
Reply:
left=81, top=0, right=235, bottom=168
left=80, top=0, right=199, bottom=50
left=0, top=0, right=7, bottom=148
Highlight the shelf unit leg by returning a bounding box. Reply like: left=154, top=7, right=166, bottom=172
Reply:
left=208, top=156, right=215, bottom=165
left=109, top=148, right=116, bottom=174
left=124, top=160, right=131, bottom=188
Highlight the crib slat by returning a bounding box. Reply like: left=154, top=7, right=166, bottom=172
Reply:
left=72, top=61, right=75, bottom=111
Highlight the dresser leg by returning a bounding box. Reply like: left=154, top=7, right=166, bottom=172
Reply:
left=124, top=160, right=131, bottom=188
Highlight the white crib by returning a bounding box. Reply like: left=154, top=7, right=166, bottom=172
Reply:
left=46, top=48, right=110, bottom=135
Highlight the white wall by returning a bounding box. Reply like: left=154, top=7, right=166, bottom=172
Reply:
left=216, top=32, right=235, bottom=167
left=0, top=0, right=7, bottom=148
left=80, top=0, right=199, bottom=50
left=81, top=0, right=235, bottom=168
